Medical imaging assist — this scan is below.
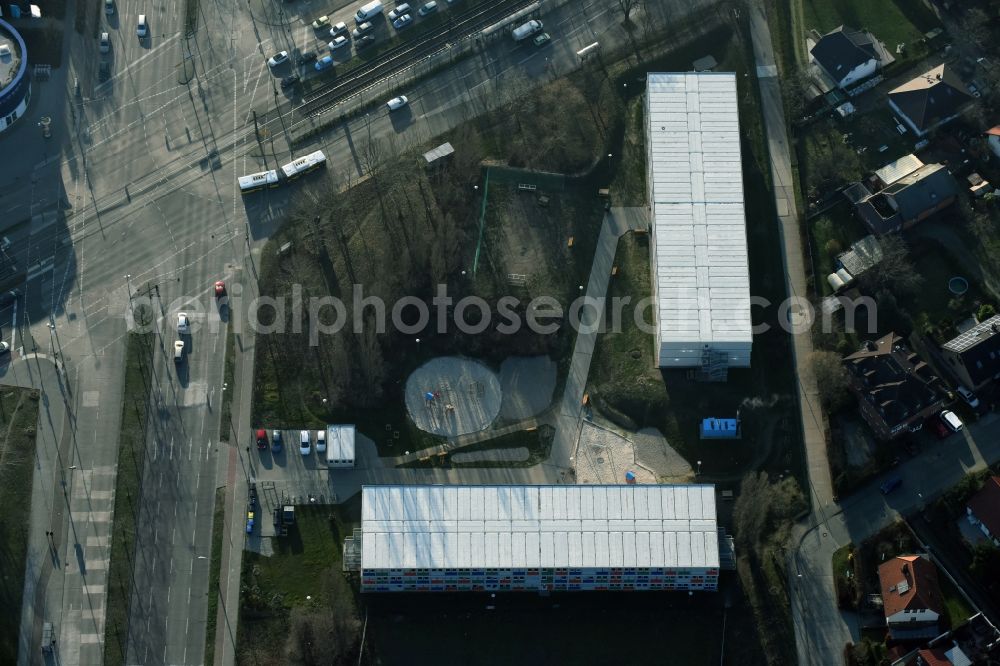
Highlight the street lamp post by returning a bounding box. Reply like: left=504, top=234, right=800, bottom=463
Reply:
left=696, top=460, right=702, bottom=476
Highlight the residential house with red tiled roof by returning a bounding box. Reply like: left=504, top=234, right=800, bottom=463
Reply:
left=878, top=554, right=946, bottom=640
left=986, top=126, right=1000, bottom=161
left=916, top=645, right=973, bottom=665
left=967, top=476, right=1000, bottom=547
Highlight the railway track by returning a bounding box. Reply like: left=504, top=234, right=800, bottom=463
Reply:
left=297, top=0, right=539, bottom=118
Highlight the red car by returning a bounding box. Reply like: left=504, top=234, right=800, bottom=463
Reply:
left=928, top=417, right=949, bottom=439
left=214, top=280, right=226, bottom=297
left=256, top=429, right=267, bottom=450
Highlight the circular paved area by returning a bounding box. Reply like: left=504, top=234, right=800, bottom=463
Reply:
left=405, top=357, right=502, bottom=437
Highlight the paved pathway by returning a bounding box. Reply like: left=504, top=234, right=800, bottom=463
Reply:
left=746, top=4, right=843, bottom=664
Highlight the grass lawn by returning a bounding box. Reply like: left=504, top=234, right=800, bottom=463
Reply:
left=237, top=501, right=361, bottom=665
left=203, top=487, right=226, bottom=666
left=0, top=387, right=41, bottom=664
left=219, top=317, right=236, bottom=442
left=832, top=543, right=858, bottom=609
left=103, top=328, right=156, bottom=666
left=801, top=0, right=940, bottom=66
left=902, top=238, right=987, bottom=340
left=938, top=573, right=976, bottom=628
left=807, top=201, right=869, bottom=297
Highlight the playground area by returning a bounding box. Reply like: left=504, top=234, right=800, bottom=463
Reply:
left=404, top=357, right=503, bottom=437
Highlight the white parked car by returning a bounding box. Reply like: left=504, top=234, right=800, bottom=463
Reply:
left=388, top=3, right=410, bottom=20
left=316, top=430, right=326, bottom=453
left=329, top=21, right=349, bottom=38
left=267, top=51, right=289, bottom=67
left=386, top=95, right=408, bottom=111
left=176, top=313, right=190, bottom=334
left=299, top=430, right=311, bottom=455
left=100, top=32, right=111, bottom=53
left=136, top=14, right=148, bottom=38
left=0, top=341, right=11, bottom=354
left=418, top=1, right=437, bottom=15
left=956, top=386, right=980, bottom=409
left=328, top=36, right=349, bottom=51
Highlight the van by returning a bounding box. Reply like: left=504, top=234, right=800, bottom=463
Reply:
left=355, top=0, right=383, bottom=23
left=512, top=19, right=543, bottom=42
left=137, top=14, right=148, bottom=38
left=940, top=410, right=964, bottom=433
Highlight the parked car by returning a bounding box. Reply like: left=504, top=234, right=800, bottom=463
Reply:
left=280, top=74, right=300, bottom=89
left=311, top=14, right=330, bottom=29
left=256, top=429, right=268, bottom=450
left=299, top=430, right=311, bottom=455
left=392, top=13, right=413, bottom=29
left=177, top=312, right=190, bottom=334
left=100, top=32, right=111, bottom=53
left=267, top=51, right=289, bottom=67
left=417, top=1, right=437, bottom=15
left=880, top=476, right=902, bottom=495
left=314, top=55, right=334, bottom=71
left=316, top=430, right=326, bottom=454
left=388, top=3, right=410, bottom=20
left=929, top=416, right=950, bottom=439
left=214, top=280, right=226, bottom=297
left=271, top=430, right=283, bottom=453
left=352, top=21, right=374, bottom=38
left=386, top=94, right=408, bottom=110
left=355, top=35, right=377, bottom=49
left=297, top=51, right=318, bottom=65
left=104, top=0, right=114, bottom=15
left=173, top=340, right=184, bottom=363
left=0, top=289, right=20, bottom=306
left=137, top=14, right=148, bottom=38
left=329, top=21, right=349, bottom=38
left=328, top=36, right=349, bottom=51
left=956, top=386, right=980, bottom=409
left=533, top=32, right=551, bottom=47
left=940, top=409, right=964, bottom=433
left=0, top=341, right=9, bottom=355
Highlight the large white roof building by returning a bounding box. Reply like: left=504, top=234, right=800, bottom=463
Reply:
left=358, top=484, right=720, bottom=592
left=646, top=72, right=752, bottom=373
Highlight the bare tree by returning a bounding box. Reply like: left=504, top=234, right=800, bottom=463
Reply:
left=859, top=233, right=923, bottom=297
left=618, top=0, right=642, bottom=23
left=810, top=350, right=853, bottom=412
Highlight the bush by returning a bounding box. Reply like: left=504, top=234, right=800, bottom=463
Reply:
left=978, top=303, right=996, bottom=322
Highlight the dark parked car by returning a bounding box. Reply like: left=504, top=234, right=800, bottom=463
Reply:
left=280, top=75, right=300, bottom=89
left=880, top=476, right=902, bottom=495
left=355, top=35, right=377, bottom=49
left=297, top=51, right=318, bottom=65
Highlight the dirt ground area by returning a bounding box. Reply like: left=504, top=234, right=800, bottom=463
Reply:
left=485, top=185, right=570, bottom=293
left=498, top=356, right=557, bottom=421
left=574, top=422, right=657, bottom=485
left=631, top=427, right=695, bottom=482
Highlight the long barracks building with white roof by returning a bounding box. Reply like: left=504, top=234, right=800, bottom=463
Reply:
left=645, top=72, right=752, bottom=375
left=356, top=484, right=721, bottom=593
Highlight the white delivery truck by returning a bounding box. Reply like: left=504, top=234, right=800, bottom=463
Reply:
left=512, top=19, right=543, bottom=42
left=355, top=0, right=383, bottom=23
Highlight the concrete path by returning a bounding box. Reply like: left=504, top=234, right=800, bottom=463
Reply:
left=747, top=4, right=842, bottom=664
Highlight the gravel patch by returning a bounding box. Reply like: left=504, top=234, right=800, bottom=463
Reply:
left=574, top=423, right=656, bottom=485
left=632, top=427, right=694, bottom=482
left=451, top=447, right=530, bottom=464
left=499, top=356, right=557, bottom=420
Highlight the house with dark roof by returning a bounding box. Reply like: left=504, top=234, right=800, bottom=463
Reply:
left=941, top=315, right=1000, bottom=392
left=986, top=126, right=1000, bottom=160
left=878, top=555, right=946, bottom=640
left=853, top=163, right=958, bottom=235
left=888, top=64, right=974, bottom=137
left=966, top=476, right=1000, bottom=547
left=842, top=333, right=943, bottom=440
left=810, top=25, right=892, bottom=89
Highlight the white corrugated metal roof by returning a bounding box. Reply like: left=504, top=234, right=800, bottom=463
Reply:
left=326, top=424, right=355, bottom=462
left=647, top=72, right=751, bottom=349
left=360, top=485, right=720, bottom=570
left=874, top=153, right=923, bottom=186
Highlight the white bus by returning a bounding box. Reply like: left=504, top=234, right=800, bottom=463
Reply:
left=238, top=169, right=280, bottom=194
left=279, top=150, right=327, bottom=180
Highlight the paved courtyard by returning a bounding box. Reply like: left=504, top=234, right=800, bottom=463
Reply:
left=404, top=357, right=502, bottom=437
